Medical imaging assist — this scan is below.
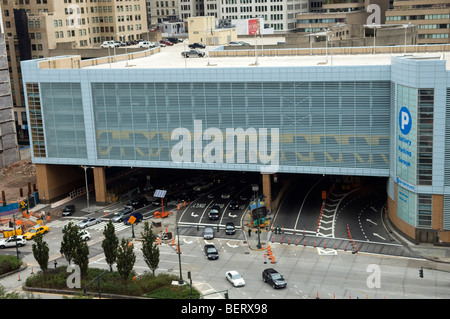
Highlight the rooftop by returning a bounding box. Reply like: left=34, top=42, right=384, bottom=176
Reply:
left=80, top=41, right=450, bottom=70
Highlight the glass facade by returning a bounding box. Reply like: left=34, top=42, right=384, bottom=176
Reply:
left=26, top=83, right=46, bottom=158
left=41, top=83, right=87, bottom=159
left=417, top=89, right=433, bottom=186
left=91, top=81, right=390, bottom=170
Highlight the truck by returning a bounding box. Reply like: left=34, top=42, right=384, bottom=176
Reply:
left=181, top=49, right=206, bottom=58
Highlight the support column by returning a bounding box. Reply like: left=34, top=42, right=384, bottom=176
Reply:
left=262, top=173, right=272, bottom=212
left=93, top=166, right=107, bottom=206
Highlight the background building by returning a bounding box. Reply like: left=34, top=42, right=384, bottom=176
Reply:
left=0, top=33, right=19, bottom=167
left=1, top=0, right=148, bottom=143
left=385, top=0, right=450, bottom=45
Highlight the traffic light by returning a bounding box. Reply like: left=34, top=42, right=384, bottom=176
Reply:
left=419, top=267, right=423, bottom=278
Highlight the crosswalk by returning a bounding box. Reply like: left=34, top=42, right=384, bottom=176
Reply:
left=47, top=218, right=131, bottom=233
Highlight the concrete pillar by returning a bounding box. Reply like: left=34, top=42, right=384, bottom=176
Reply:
left=93, top=166, right=107, bottom=206
left=262, top=173, right=272, bottom=212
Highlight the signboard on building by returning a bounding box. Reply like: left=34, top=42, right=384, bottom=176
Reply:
left=248, top=19, right=258, bottom=35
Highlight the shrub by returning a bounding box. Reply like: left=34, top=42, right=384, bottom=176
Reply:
left=0, top=255, right=21, bottom=276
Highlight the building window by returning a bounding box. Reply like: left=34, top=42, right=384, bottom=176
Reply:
left=417, top=194, right=432, bottom=228
left=417, top=89, right=434, bottom=186
left=26, top=83, right=46, bottom=158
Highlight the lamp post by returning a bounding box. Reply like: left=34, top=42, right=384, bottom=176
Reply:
left=176, top=225, right=184, bottom=285
left=82, top=166, right=94, bottom=209
left=404, top=22, right=412, bottom=54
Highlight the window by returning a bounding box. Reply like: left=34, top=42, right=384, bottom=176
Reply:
left=417, top=89, right=434, bottom=186
left=417, top=194, right=432, bottom=228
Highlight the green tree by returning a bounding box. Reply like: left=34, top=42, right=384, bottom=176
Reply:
left=73, top=240, right=89, bottom=276
left=31, top=234, right=49, bottom=273
left=60, top=222, right=80, bottom=265
left=141, top=221, right=160, bottom=276
left=116, top=238, right=136, bottom=280
left=102, top=220, right=119, bottom=272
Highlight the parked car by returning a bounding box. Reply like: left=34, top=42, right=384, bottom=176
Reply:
left=0, top=235, right=26, bottom=248
left=160, top=40, right=174, bottom=46
left=181, top=49, right=206, bottom=58
left=204, top=244, right=219, bottom=260
left=262, top=268, right=287, bottom=289
left=23, top=224, right=50, bottom=240
left=101, top=40, right=117, bottom=48
left=139, top=41, right=155, bottom=48
left=124, top=196, right=148, bottom=210
left=77, top=217, right=101, bottom=229
left=208, top=204, right=220, bottom=220
left=226, top=270, right=245, bottom=287
left=225, top=222, right=236, bottom=235
left=228, top=41, right=250, bottom=46
left=124, top=212, right=143, bottom=225
left=112, top=208, right=133, bottom=222
left=167, top=37, right=182, bottom=43
left=188, top=43, right=206, bottom=49
left=203, top=226, right=214, bottom=240
left=62, top=205, right=75, bottom=216
left=79, top=230, right=91, bottom=241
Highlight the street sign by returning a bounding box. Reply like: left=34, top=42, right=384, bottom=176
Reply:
left=128, top=215, right=136, bottom=225
left=154, top=189, right=167, bottom=198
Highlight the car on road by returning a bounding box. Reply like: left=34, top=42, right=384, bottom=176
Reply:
left=204, top=244, right=219, bottom=260
left=221, top=186, right=235, bottom=199
left=23, top=224, right=50, bottom=240
left=226, top=270, right=245, bottom=287
left=79, top=230, right=91, bottom=241
left=62, top=205, right=75, bottom=216
left=181, top=49, right=206, bottom=58
left=194, top=182, right=213, bottom=192
left=78, top=217, right=101, bottom=229
left=262, top=268, right=287, bottom=289
left=0, top=235, right=26, bottom=248
left=112, top=208, right=134, bottom=222
left=188, top=42, right=205, bottom=49
left=124, top=212, right=143, bottom=225
left=124, top=196, right=148, bottom=210
left=229, top=200, right=239, bottom=210
left=225, top=222, right=236, bottom=235
left=203, top=226, right=214, bottom=239
left=208, top=204, right=220, bottom=220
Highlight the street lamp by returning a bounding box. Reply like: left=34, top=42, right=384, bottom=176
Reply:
left=404, top=22, right=412, bottom=54
left=81, top=166, right=94, bottom=209
left=176, top=225, right=184, bottom=285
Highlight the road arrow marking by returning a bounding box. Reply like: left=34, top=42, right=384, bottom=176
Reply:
left=373, top=233, right=386, bottom=240
left=228, top=213, right=237, bottom=218
left=226, top=242, right=239, bottom=248
left=370, top=206, right=377, bottom=212
left=366, top=219, right=377, bottom=225
left=317, top=248, right=337, bottom=255
left=183, top=239, right=193, bottom=244
left=191, top=212, right=199, bottom=217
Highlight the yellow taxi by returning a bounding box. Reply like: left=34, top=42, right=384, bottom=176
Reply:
left=23, top=224, right=50, bottom=240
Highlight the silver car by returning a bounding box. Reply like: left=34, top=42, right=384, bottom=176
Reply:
left=77, top=217, right=101, bottom=229
left=203, top=226, right=214, bottom=240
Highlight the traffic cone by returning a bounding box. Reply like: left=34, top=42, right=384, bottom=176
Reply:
left=171, top=238, right=175, bottom=246
left=18, top=273, right=21, bottom=281
left=31, top=266, right=34, bottom=274
left=288, top=237, right=290, bottom=245
left=314, top=241, right=316, bottom=248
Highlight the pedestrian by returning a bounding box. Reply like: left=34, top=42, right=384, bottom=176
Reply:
left=54, top=260, right=57, bottom=268
left=60, top=249, right=64, bottom=257
left=248, top=227, right=251, bottom=237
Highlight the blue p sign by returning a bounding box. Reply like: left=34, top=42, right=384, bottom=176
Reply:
left=399, top=107, right=412, bottom=135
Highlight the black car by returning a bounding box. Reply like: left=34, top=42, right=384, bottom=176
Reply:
left=204, top=244, right=219, bottom=260
left=225, top=222, right=236, bottom=235
left=167, top=37, right=182, bottom=43
left=62, top=205, right=75, bottom=216
left=229, top=200, right=239, bottom=210
left=208, top=204, right=220, bottom=220
left=188, top=42, right=206, bottom=49
left=125, top=196, right=148, bottom=209
left=262, top=268, right=287, bottom=289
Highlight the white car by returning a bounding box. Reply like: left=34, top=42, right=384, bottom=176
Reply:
left=225, top=270, right=245, bottom=287
left=79, top=230, right=91, bottom=241
left=101, top=41, right=116, bottom=48
left=0, top=235, right=26, bottom=248
left=139, top=41, right=155, bottom=48
left=77, top=217, right=101, bottom=229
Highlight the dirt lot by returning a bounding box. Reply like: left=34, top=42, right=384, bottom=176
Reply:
left=0, top=159, right=37, bottom=203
